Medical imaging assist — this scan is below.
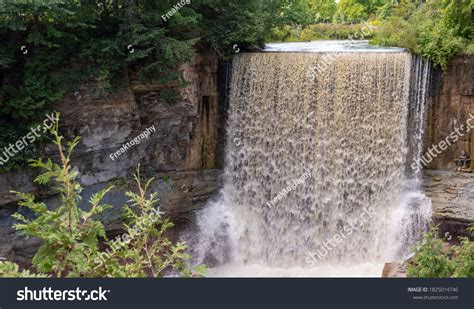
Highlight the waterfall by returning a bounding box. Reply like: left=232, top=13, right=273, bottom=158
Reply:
left=388, top=55, right=433, bottom=260
left=188, top=51, right=433, bottom=276
left=407, top=55, right=433, bottom=178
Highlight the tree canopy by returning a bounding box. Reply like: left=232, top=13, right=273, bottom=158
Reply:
left=0, top=0, right=472, bottom=170
left=372, top=0, right=473, bottom=69
left=0, top=0, right=273, bottom=170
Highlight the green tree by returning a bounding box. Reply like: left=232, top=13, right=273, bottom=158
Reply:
left=192, top=0, right=272, bottom=57
left=333, top=0, right=368, bottom=23
left=358, top=0, right=389, bottom=16
left=308, top=0, right=337, bottom=23
left=267, top=0, right=313, bottom=28
left=333, top=0, right=392, bottom=23
left=0, top=0, right=274, bottom=170
left=372, top=0, right=473, bottom=69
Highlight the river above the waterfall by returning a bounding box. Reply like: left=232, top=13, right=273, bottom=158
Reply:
left=264, top=40, right=405, bottom=53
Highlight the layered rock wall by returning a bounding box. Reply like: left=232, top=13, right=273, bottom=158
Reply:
left=426, top=55, right=474, bottom=169
left=423, top=55, right=474, bottom=241
left=0, top=53, right=225, bottom=262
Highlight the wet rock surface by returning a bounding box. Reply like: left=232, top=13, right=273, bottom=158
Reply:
left=422, top=169, right=474, bottom=239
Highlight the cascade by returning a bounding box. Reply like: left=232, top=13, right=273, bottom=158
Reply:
left=187, top=47, right=433, bottom=276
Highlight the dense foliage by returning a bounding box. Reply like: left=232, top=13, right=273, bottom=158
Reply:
left=0, top=0, right=272, bottom=170
left=268, top=0, right=389, bottom=27
left=407, top=226, right=474, bottom=278
left=270, top=23, right=375, bottom=42
left=1, top=0, right=472, bottom=170
left=372, top=0, right=473, bottom=69
left=193, top=0, right=271, bottom=58
left=0, top=117, right=204, bottom=277
left=267, top=0, right=387, bottom=43
left=268, top=0, right=472, bottom=69
left=0, top=0, right=190, bottom=169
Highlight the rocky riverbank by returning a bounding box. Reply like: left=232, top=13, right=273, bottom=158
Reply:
left=383, top=169, right=474, bottom=277
left=422, top=169, right=474, bottom=240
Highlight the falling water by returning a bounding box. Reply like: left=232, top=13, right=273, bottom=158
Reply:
left=188, top=48, right=432, bottom=276
left=389, top=55, right=433, bottom=260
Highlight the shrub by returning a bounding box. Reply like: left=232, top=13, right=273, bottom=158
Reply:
left=407, top=225, right=474, bottom=278
left=452, top=228, right=474, bottom=277
left=0, top=261, right=48, bottom=278
left=406, top=226, right=454, bottom=277
left=414, top=19, right=466, bottom=70
left=0, top=115, right=204, bottom=278
left=301, top=23, right=375, bottom=41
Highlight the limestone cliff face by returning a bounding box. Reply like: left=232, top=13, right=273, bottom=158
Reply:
left=426, top=55, right=474, bottom=169
left=0, top=53, right=225, bottom=262
left=423, top=55, right=474, bottom=241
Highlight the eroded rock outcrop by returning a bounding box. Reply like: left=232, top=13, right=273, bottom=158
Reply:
left=425, top=55, right=474, bottom=170
left=0, top=53, right=225, bottom=262
left=421, top=54, right=474, bottom=240
left=423, top=170, right=474, bottom=239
